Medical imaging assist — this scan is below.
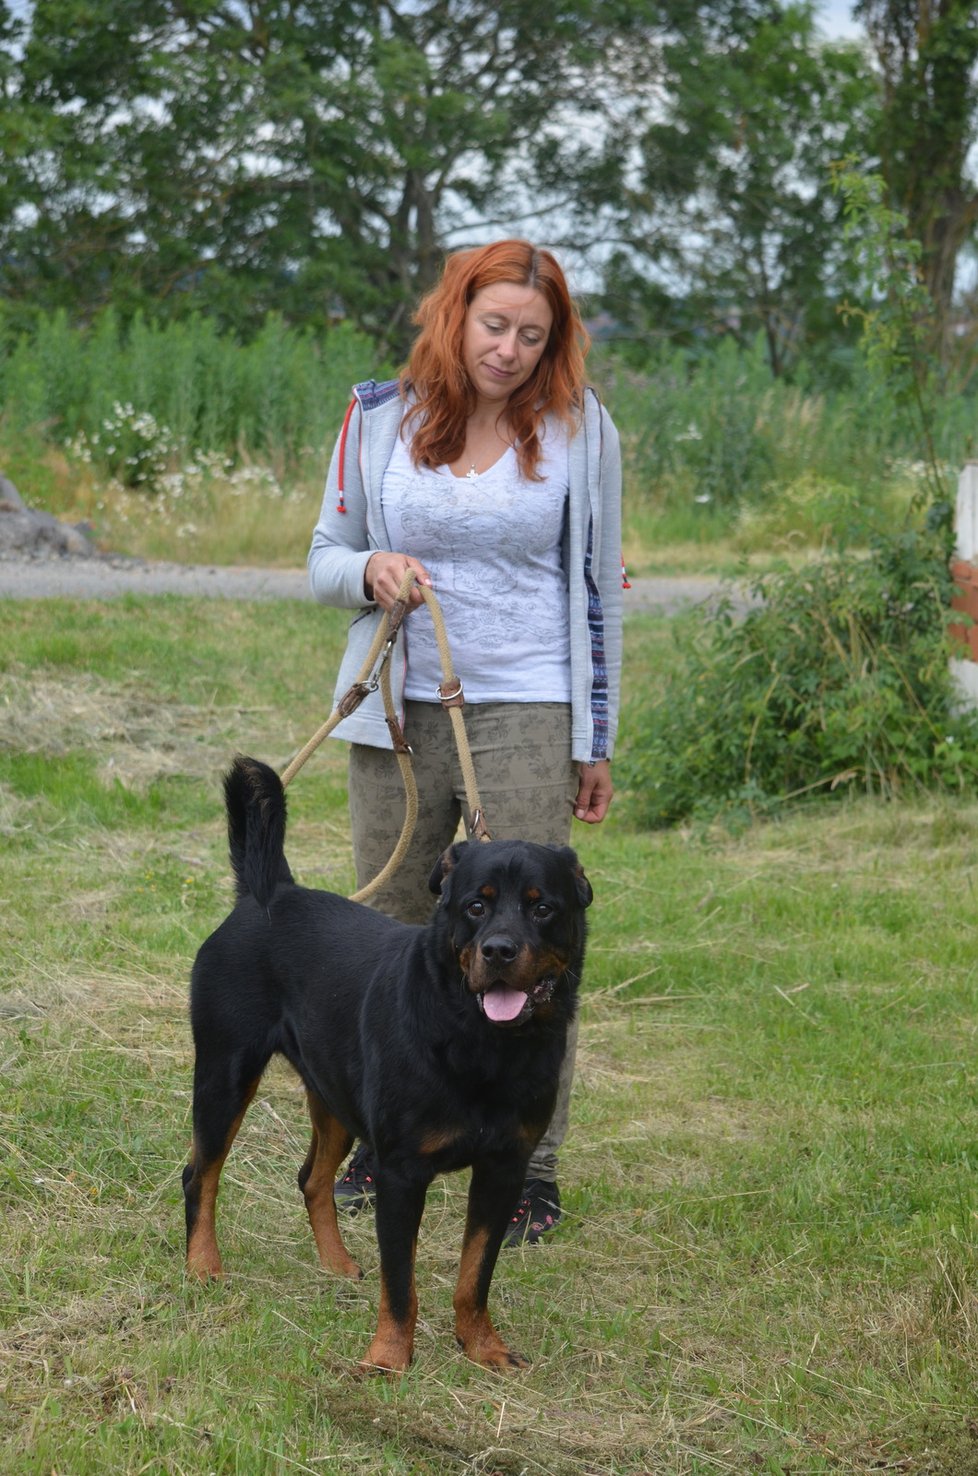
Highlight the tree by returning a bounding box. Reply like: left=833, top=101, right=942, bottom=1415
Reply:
left=854, top=0, right=978, bottom=352
left=1, top=1, right=813, bottom=347
left=0, top=1, right=668, bottom=344
left=591, top=3, right=878, bottom=374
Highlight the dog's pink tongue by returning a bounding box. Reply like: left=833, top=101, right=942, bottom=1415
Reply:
left=482, top=985, right=527, bottom=1023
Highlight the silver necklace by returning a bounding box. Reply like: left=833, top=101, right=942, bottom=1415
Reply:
left=465, top=461, right=478, bottom=480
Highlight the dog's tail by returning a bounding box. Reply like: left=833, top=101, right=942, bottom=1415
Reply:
left=224, top=756, right=295, bottom=907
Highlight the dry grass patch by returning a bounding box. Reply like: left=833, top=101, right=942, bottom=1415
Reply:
left=0, top=670, right=274, bottom=788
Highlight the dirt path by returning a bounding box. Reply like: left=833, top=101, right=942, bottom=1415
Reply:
left=0, top=553, right=742, bottom=615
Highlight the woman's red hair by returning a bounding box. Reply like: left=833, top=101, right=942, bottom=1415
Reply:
left=401, top=240, right=590, bottom=482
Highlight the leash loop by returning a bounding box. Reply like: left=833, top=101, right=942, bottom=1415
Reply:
left=279, top=569, right=492, bottom=901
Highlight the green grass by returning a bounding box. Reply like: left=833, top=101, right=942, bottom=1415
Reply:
left=3, top=597, right=978, bottom=1473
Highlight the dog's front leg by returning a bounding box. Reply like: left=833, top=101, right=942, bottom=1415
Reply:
left=454, top=1157, right=530, bottom=1371
left=360, top=1166, right=428, bottom=1374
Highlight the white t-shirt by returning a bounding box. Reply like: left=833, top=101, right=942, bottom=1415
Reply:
left=381, top=421, right=571, bottom=703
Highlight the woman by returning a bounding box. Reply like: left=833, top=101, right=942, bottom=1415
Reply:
left=308, top=239, right=623, bottom=1245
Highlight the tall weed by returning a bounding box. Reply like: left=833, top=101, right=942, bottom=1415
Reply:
left=0, top=309, right=389, bottom=466
left=3, top=307, right=973, bottom=512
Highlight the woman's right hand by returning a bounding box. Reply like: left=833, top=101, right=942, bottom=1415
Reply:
left=364, top=552, right=432, bottom=611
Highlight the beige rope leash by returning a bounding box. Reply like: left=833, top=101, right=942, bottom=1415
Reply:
left=279, top=569, right=491, bottom=902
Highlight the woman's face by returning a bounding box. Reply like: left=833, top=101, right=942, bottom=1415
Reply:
left=461, top=282, right=553, bottom=410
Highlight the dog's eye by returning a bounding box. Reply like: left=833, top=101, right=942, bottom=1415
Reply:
left=465, top=899, right=487, bottom=919
left=531, top=902, right=554, bottom=921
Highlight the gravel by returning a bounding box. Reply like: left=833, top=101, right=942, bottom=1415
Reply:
left=0, top=549, right=742, bottom=616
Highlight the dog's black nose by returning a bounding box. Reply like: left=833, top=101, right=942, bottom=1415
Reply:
left=479, top=935, right=519, bottom=965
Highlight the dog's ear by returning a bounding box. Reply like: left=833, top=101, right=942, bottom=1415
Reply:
left=574, top=866, right=594, bottom=908
left=553, top=845, right=593, bottom=908
left=428, top=841, right=468, bottom=896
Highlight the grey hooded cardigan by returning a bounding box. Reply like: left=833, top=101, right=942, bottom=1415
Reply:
left=307, top=379, right=623, bottom=765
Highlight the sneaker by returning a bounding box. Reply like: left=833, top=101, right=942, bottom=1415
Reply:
left=334, top=1142, right=377, bottom=1213
left=502, top=1178, right=561, bottom=1248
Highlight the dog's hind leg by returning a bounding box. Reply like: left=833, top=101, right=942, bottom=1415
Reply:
left=453, top=1159, right=530, bottom=1370
left=183, top=1055, right=265, bottom=1280
left=298, top=1091, right=362, bottom=1280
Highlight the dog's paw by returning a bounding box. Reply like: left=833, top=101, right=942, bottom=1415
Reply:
left=483, top=1346, right=530, bottom=1373
left=185, top=1253, right=224, bottom=1282
left=319, top=1250, right=363, bottom=1281
left=457, top=1333, right=529, bottom=1372
left=356, top=1335, right=414, bottom=1378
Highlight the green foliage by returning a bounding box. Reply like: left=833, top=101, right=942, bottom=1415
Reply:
left=730, top=470, right=879, bottom=553
left=0, top=1, right=672, bottom=346
left=835, top=166, right=932, bottom=380
left=621, top=530, right=978, bottom=827
left=6, top=300, right=974, bottom=565
left=0, top=309, right=388, bottom=465
left=69, top=402, right=177, bottom=490
left=619, top=162, right=975, bottom=830
left=593, top=334, right=975, bottom=540
left=596, top=338, right=771, bottom=512
left=854, top=0, right=978, bottom=342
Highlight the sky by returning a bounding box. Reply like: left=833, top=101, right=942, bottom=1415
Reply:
left=816, top=1, right=864, bottom=41
left=3, top=0, right=868, bottom=46
left=2, top=0, right=869, bottom=38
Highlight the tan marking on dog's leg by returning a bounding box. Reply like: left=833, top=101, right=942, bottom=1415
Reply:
left=185, top=1159, right=226, bottom=1279
left=299, top=1092, right=361, bottom=1280
left=185, top=1080, right=259, bottom=1280
left=454, top=1224, right=528, bottom=1371
left=358, top=1246, right=418, bottom=1375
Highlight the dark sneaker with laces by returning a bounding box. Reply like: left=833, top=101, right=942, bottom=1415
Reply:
left=333, top=1143, right=377, bottom=1213
left=502, top=1178, right=561, bottom=1248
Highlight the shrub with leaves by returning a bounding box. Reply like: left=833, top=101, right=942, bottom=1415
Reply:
left=621, top=165, right=978, bottom=829
left=622, top=530, right=978, bottom=827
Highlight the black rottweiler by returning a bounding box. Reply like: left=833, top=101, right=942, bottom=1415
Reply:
left=183, top=756, right=591, bottom=1373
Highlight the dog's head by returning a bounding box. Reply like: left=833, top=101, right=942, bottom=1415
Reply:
left=428, top=839, right=592, bottom=1028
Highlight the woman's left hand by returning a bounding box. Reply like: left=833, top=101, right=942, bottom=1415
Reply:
left=573, top=760, right=614, bottom=824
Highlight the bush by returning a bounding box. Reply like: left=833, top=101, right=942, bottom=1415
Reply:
left=621, top=530, right=978, bottom=827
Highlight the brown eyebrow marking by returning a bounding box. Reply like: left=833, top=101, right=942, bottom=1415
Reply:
left=525, top=888, right=541, bottom=903
left=479, top=884, right=497, bottom=899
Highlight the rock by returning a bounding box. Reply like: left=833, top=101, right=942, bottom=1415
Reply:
left=0, top=473, right=96, bottom=558
left=0, top=475, right=26, bottom=510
